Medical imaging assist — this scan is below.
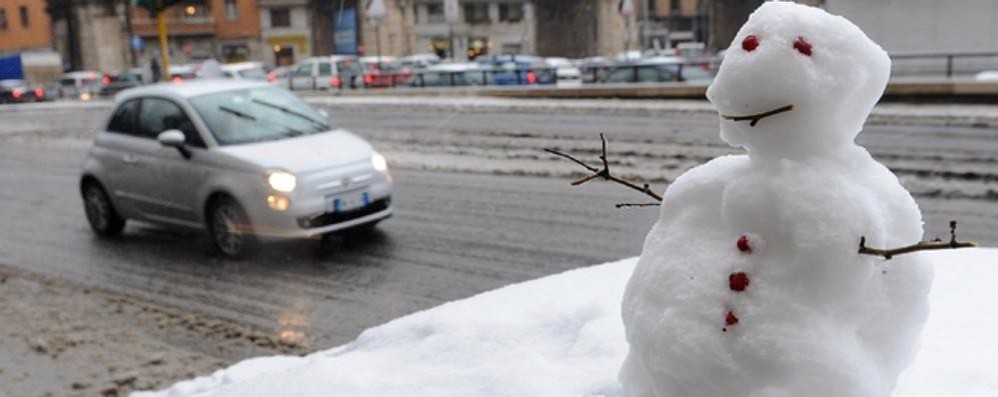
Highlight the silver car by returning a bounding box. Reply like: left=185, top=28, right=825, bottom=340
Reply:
left=80, top=80, right=393, bottom=258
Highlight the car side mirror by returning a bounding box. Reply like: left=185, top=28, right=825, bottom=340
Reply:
left=157, top=129, right=192, bottom=159
left=317, top=109, right=329, bottom=119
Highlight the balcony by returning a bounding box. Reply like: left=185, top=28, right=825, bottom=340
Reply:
left=132, top=16, right=217, bottom=37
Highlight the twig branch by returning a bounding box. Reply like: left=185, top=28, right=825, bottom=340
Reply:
left=859, top=220, right=978, bottom=260
left=615, top=203, right=661, bottom=208
left=721, top=105, right=794, bottom=127
left=544, top=134, right=663, bottom=204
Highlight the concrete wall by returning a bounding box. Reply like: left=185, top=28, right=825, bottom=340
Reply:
left=826, top=0, right=998, bottom=53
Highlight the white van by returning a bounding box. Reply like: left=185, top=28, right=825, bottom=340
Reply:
left=287, top=56, right=365, bottom=91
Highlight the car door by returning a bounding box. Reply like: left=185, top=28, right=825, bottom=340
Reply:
left=316, top=61, right=333, bottom=90
left=92, top=98, right=145, bottom=218
left=120, top=97, right=210, bottom=226
left=289, top=61, right=315, bottom=90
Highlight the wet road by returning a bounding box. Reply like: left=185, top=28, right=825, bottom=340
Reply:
left=0, top=142, right=655, bottom=349
left=1, top=102, right=996, bottom=351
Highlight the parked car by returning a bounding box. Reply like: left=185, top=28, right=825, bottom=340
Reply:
left=0, top=79, right=47, bottom=103
left=79, top=80, right=394, bottom=258
left=220, top=62, right=270, bottom=82
left=169, top=64, right=198, bottom=83
left=546, top=57, right=583, bottom=87
left=400, top=53, right=442, bottom=69
left=409, top=63, right=492, bottom=87
left=602, top=57, right=714, bottom=84
left=288, top=56, right=364, bottom=90
left=99, top=71, right=144, bottom=97
left=476, top=55, right=555, bottom=86
left=58, top=71, right=104, bottom=100
left=359, top=56, right=412, bottom=88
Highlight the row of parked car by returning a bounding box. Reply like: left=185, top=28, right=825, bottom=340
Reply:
left=3, top=49, right=719, bottom=105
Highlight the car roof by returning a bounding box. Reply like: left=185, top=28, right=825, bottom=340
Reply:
left=116, top=79, right=270, bottom=102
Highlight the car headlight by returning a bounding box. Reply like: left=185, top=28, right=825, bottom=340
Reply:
left=372, top=152, right=389, bottom=173
left=266, top=170, right=297, bottom=193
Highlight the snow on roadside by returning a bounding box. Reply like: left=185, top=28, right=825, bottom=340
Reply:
left=134, top=249, right=998, bottom=397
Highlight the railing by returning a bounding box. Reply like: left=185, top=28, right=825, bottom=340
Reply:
left=888, top=51, right=998, bottom=79
left=285, top=67, right=561, bottom=91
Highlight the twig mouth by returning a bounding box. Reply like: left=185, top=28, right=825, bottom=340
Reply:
left=720, top=104, right=794, bottom=127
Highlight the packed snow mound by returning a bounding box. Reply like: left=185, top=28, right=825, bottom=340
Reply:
left=133, top=250, right=997, bottom=397
left=621, top=2, right=930, bottom=396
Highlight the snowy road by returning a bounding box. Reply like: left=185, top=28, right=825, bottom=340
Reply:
left=0, top=101, right=995, bottom=369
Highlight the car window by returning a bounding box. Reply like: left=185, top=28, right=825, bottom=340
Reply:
left=638, top=66, right=662, bottom=82
left=336, top=60, right=362, bottom=74
left=605, top=67, right=634, bottom=83
left=293, top=63, right=313, bottom=77
left=317, top=62, right=332, bottom=76
left=138, top=97, right=205, bottom=148
left=106, top=99, right=139, bottom=135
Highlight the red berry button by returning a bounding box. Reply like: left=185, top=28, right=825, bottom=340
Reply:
left=742, top=35, right=760, bottom=52
left=793, top=36, right=812, bottom=56
left=725, top=311, right=739, bottom=327
left=737, top=235, right=751, bottom=253
left=729, top=272, right=750, bottom=292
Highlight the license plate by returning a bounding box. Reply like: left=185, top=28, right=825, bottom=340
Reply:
left=330, top=190, right=371, bottom=213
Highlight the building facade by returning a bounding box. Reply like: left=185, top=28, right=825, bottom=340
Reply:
left=0, top=0, right=52, bottom=53
left=259, top=0, right=310, bottom=67
left=130, top=0, right=261, bottom=66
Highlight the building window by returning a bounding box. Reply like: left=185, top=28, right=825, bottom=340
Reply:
left=18, top=5, right=27, bottom=27
left=426, top=2, right=444, bottom=24
left=463, top=3, right=489, bottom=24
left=0, top=8, right=7, bottom=30
left=271, top=8, right=290, bottom=27
left=498, top=3, right=523, bottom=23
left=225, top=0, right=238, bottom=20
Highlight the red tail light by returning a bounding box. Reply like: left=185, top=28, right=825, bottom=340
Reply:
left=34, top=87, right=44, bottom=97
left=330, top=77, right=341, bottom=88
left=172, top=76, right=183, bottom=84
left=102, top=75, right=111, bottom=85
left=267, top=71, right=276, bottom=82
left=364, top=74, right=373, bottom=84
left=527, top=71, right=537, bottom=84
left=12, top=88, right=23, bottom=99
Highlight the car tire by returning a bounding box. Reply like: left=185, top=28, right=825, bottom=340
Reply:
left=82, top=182, right=126, bottom=237
left=207, top=197, right=258, bottom=259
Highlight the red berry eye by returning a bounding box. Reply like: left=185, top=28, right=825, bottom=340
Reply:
left=793, top=36, right=813, bottom=56
left=742, top=35, right=759, bottom=52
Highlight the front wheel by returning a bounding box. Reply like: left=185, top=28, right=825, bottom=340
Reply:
left=208, top=198, right=258, bottom=259
left=82, top=182, right=126, bottom=237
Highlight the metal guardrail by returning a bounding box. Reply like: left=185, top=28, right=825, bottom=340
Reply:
left=889, top=52, right=998, bottom=78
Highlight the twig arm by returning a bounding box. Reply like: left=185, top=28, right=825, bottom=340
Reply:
left=545, top=133, right=663, bottom=203
left=859, top=220, right=977, bottom=260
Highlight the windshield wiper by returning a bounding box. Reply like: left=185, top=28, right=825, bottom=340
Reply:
left=219, top=105, right=256, bottom=121
left=251, top=98, right=329, bottom=130
left=219, top=105, right=306, bottom=138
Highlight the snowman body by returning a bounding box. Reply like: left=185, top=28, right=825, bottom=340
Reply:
left=619, top=3, right=932, bottom=396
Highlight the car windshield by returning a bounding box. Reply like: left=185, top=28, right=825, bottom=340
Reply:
left=190, top=87, right=331, bottom=146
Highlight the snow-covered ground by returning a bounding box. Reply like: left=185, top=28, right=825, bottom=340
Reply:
left=135, top=248, right=998, bottom=397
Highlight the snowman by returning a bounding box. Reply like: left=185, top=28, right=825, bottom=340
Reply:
left=619, top=2, right=932, bottom=396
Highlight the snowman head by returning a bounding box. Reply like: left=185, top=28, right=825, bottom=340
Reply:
left=706, top=1, right=890, bottom=159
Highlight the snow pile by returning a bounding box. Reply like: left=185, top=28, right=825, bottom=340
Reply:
left=134, top=250, right=996, bottom=397
left=621, top=3, right=930, bottom=396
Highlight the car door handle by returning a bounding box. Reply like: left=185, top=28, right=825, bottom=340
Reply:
left=121, top=155, right=138, bottom=165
